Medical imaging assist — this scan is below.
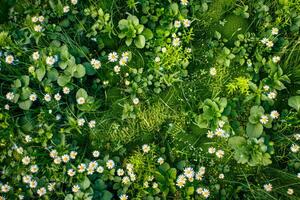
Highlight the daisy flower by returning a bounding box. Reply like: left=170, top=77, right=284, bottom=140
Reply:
left=108, top=52, right=118, bottom=62
left=5, top=55, right=14, bottom=64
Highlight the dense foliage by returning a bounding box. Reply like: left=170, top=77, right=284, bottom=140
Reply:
left=0, top=0, right=300, bottom=199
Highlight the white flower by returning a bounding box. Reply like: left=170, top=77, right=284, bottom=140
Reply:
left=77, top=118, right=85, bottom=126
left=63, top=87, right=70, bottom=94
left=106, top=160, right=115, bottom=169
left=261, top=38, right=268, bottom=44
left=32, top=52, right=40, bottom=60
left=5, top=55, right=14, bottom=64
left=114, top=65, right=121, bottom=73
left=93, top=150, right=100, bottom=158
left=16, top=147, right=24, bottom=154
left=91, top=59, right=101, bottom=69
left=271, top=27, right=279, bottom=35
left=272, top=56, right=280, bottom=63
left=287, top=188, right=294, bottom=195
left=23, top=175, right=31, bottom=183
left=78, top=163, right=86, bottom=173
left=46, top=56, right=55, bottom=65
left=133, top=97, right=139, bottom=105
left=270, top=110, right=279, bottom=119
left=198, top=166, right=206, bottom=175
left=89, top=161, right=98, bottom=169
left=202, top=188, right=210, bottom=198
left=291, top=144, right=299, bottom=153
left=96, top=166, right=104, bottom=173
left=266, top=40, right=274, bottom=48
left=260, top=115, right=269, bottom=124
left=216, top=150, right=224, bottom=158
left=184, top=167, right=195, bottom=178
left=117, top=169, right=125, bottom=176
left=122, top=176, right=130, bottom=185
left=119, top=194, right=128, bottom=200
left=176, top=174, right=186, bottom=188
left=152, top=182, right=158, bottom=189
left=208, top=147, right=216, bottom=154
left=267, top=91, right=277, bottom=99
left=50, top=150, right=58, bottom=158
left=172, top=37, right=181, bottom=47
left=77, top=97, right=85, bottom=105
left=31, top=16, right=38, bottom=22
left=183, top=19, right=191, bottom=28
left=71, top=0, right=78, bottom=5
left=72, top=185, right=80, bottom=193
left=263, top=85, right=270, bottom=91
left=209, top=67, right=217, bottom=76
left=161, top=47, right=167, bottom=53
left=219, top=173, right=224, bottom=179
left=34, top=25, right=43, bottom=32
left=29, top=180, right=37, bottom=188
left=38, top=16, right=44, bottom=22
left=295, top=134, right=300, bottom=140
left=29, top=93, right=37, bottom=101
left=48, top=183, right=56, bottom=191
left=4, top=104, right=10, bottom=110
left=155, top=56, right=161, bottom=63
left=37, top=187, right=46, bottom=196
left=70, top=151, right=77, bottom=159
left=264, top=183, right=273, bottom=192
left=157, top=157, right=164, bottom=165
left=87, top=167, right=94, bottom=175
left=1, top=184, right=10, bottom=193
left=142, top=144, right=150, bottom=153
left=54, top=93, right=61, bottom=101
left=297, top=173, right=300, bottom=178
left=174, top=20, right=181, bottom=28
left=67, top=169, right=76, bottom=176
left=62, top=154, right=70, bottom=163
left=44, top=94, right=51, bottom=102
left=218, top=120, right=225, bottom=128
left=88, top=120, right=96, bottom=128
left=119, top=57, right=127, bottom=66
left=54, top=157, right=62, bottom=164
left=180, top=0, right=189, bottom=6
left=126, top=163, right=134, bottom=172
left=63, top=6, right=70, bottom=13
left=207, top=130, right=214, bottom=138
left=122, top=51, right=130, bottom=60
left=108, top=52, right=118, bottom=62
left=30, top=165, right=39, bottom=173
left=215, top=128, right=225, bottom=137
left=196, top=187, right=203, bottom=194
left=143, top=181, right=149, bottom=188
left=22, top=156, right=31, bottom=165
left=6, top=92, right=14, bottom=101
left=25, top=135, right=32, bottom=143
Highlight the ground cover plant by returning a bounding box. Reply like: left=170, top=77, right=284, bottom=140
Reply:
left=0, top=0, right=300, bottom=199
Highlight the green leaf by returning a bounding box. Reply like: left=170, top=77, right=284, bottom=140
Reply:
left=159, top=163, right=170, bottom=172
left=142, top=28, right=153, bottom=40
left=47, top=69, right=59, bottom=81
left=36, top=67, right=46, bottom=82
left=102, top=190, right=113, bottom=200
left=246, top=123, right=263, bottom=138
left=64, top=194, right=73, bottom=200
left=228, top=136, right=246, bottom=148
left=57, top=75, right=71, bottom=86
left=118, top=19, right=128, bottom=30
left=168, top=168, right=177, bottom=180
left=288, top=96, right=300, bottom=112
left=74, top=64, right=86, bottom=78
left=13, top=79, right=21, bottom=88
left=80, top=176, right=91, bottom=190
left=187, top=186, right=194, bottom=195
left=134, top=35, right=145, bottom=49
left=18, top=100, right=32, bottom=110
left=76, top=88, right=88, bottom=99
left=21, top=75, right=30, bottom=86
left=125, top=38, right=133, bottom=46
left=61, top=45, right=69, bottom=60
